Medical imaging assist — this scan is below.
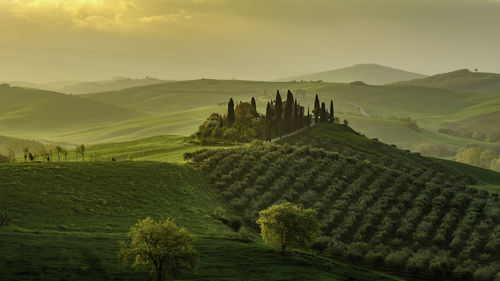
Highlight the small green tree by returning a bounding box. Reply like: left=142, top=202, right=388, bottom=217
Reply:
left=79, top=144, right=85, bottom=162
left=119, top=217, right=197, bottom=281
left=63, top=149, right=68, bottom=162
left=23, top=146, right=29, bottom=163
left=257, top=202, right=320, bottom=256
left=55, top=145, right=64, bottom=162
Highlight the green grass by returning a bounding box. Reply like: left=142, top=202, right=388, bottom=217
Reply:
left=436, top=158, right=500, bottom=193
left=0, top=162, right=403, bottom=281
left=80, top=135, right=231, bottom=163
left=0, top=85, right=145, bottom=136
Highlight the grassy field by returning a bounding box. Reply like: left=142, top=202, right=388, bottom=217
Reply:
left=436, top=158, right=500, bottom=193
left=0, top=162, right=403, bottom=281
left=77, top=135, right=231, bottom=163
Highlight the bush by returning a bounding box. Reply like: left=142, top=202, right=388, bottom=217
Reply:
left=0, top=210, right=12, bottom=226
left=474, top=264, right=500, bottom=281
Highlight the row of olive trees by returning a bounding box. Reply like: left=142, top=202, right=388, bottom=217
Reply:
left=121, top=202, right=318, bottom=281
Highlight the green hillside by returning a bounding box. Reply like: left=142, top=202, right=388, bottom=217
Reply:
left=395, top=69, right=500, bottom=94
left=75, top=135, right=231, bottom=163
left=57, top=77, right=170, bottom=95
left=0, top=85, right=145, bottom=137
left=275, top=64, right=426, bottom=85
left=2, top=79, right=498, bottom=160
left=186, top=124, right=500, bottom=281
left=0, top=162, right=401, bottom=281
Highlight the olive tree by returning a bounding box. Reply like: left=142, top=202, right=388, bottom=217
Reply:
left=257, top=202, right=320, bottom=256
left=119, top=217, right=197, bottom=281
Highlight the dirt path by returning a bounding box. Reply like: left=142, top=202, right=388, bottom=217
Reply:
left=271, top=125, right=313, bottom=142
left=350, top=103, right=369, bottom=117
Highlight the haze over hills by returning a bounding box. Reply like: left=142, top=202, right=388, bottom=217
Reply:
left=1, top=77, right=170, bottom=95
left=395, top=69, right=500, bottom=94
left=2, top=78, right=499, bottom=148
left=274, top=64, right=427, bottom=85
left=0, top=84, right=146, bottom=137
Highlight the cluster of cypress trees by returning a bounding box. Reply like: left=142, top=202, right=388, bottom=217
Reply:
left=224, top=91, right=335, bottom=142
left=264, top=90, right=335, bottom=141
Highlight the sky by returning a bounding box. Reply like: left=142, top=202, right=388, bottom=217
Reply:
left=1, top=0, right=500, bottom=82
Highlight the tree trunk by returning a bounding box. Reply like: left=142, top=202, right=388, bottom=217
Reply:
left=281, top=244, right=286, bottom=256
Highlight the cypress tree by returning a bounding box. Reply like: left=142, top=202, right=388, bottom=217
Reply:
left=266, top=102, right=272, bottom=141
left=307, top=106, right=311, bottom=127
left=320, top=102, right=327, bottom=123
left=293, top=100, right=299, bottom=131
left=251, top=97, right=257, bottom=112
left=275, top=90, right=283, bottom=135
left=314, top=94, right=320, bottom=124
left=284, top=90, right=294, bottom=132
left=329, top=100, right=334, bottom=122
left=228, top=98, right=235, bottom=126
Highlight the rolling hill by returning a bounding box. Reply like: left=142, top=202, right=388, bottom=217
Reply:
left=56, top=77, right=170, bottom=95
left=0, top=84, right=146, bottom=138
left=78, top=79, right=499, bottom=148
left=0, top=161, right=402, bottom=281
left=274, top=64, right=426, bottom=85
left=187, top=123, right=500, bottom=280
left=394, top=69, right=500, bottom=94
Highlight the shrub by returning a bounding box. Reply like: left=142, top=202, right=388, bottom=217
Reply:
left=0, top=210, right=12, bottom=226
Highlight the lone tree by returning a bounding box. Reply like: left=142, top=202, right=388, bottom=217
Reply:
left=227, top=98, right=235, bottom=126
left=119, top=217, right=197, bottom=281
left=257, top=202, right=320, bottom=256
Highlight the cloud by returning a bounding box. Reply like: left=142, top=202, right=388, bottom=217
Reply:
left=1, top=0, right=195, bottom=31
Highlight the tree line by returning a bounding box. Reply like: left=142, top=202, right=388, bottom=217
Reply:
left=4, top=144, right=90, bottom=163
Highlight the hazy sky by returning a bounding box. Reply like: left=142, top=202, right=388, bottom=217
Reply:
left=1, top=0, right=500, bottom=82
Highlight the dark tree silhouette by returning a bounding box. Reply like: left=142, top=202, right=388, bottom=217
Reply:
left=284, top=90, right=294, bottom=132
left=314, top=94, right=320, bottom=124
left=266, top=102, right=273, bottom=141
left=307, top=106, right=311, bottom=127
left=251, top=97, right=257, bottom=111
left=275, top=90, right=283, bottom=135
left=330, top=100, right=334, bottom=122
left=320, top=102, right=327, bottom=123
left=227, top=98, right=235, bottom=126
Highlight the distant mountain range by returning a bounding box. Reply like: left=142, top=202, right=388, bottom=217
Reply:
left=393, top=69, right=500, bottom=94
left=274, top=64, right=427, bottom=85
